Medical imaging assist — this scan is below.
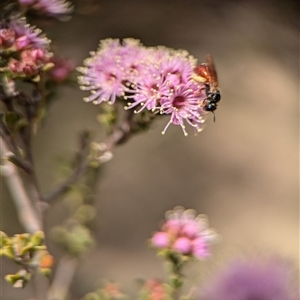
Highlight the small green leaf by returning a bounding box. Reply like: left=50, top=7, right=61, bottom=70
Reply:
left=31, top=231, right=45, bottom=246
left=0, top=231, right=9, bottom=247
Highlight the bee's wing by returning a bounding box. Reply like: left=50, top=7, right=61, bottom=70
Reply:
left=206, top=54, right=219, bottom=88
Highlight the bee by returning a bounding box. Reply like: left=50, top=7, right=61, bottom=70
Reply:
left=193, top=54, right=221, bottom=121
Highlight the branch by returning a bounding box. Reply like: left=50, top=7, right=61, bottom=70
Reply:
left=42, top=131, right=90, bottom=203
left=42, top=159, right=89, bottom=202
left=47, top=256, right=78, bottom=300
left=0, top=137, right=42, bottom=233
left=43, top=110, right=134, bottom=203
left=1, top=106, right=136, bottom=210
left=104, top=108, right=134, bottom=150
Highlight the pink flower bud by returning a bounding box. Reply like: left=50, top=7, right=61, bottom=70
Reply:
left=20, top=49, right=49, bottom=70
left=8, top=59, right=24, bottom=74
left=162, top=219, right=181, bottom=236
left=49, top=57, right=75, bottom=82
left=0, top=29, right=15, bottom=48
left=32, top=48, right=45, bottom=60
left=192, top=237, right=210, bottom=259
left=181, top=222, right=199, bottom=239
left=23, top=63, right=38, bottom=76
left=15, top=36, right=31, bottom=50
left=173, top=237, right=192, bottom=254
left=151, top=232, right=170, bottom=249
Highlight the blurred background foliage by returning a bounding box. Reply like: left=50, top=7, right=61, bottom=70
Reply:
left=1, top=0, right=298, bottom=299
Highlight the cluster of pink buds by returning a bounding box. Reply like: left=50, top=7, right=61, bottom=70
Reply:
left=1, top=18, right=52, bottom=78
left=1, top=18, right=49, bottom=51
left=8, top=49, right=51, bottom=77
left=151, top=207, right=218, bottom=260
left=141, top=279, right=170, bottom=300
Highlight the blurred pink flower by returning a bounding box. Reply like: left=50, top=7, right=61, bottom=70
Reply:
left=142, top=279, right=170, bottom=300
left=10, top=18, right=50, bottom=50
left=200, top=256, right=298, bottom=300
left=49, top=56, right=75, bottom=82
left=152, top=232, right=170, bottom=249
left=173, top=237, right=192, bottom=254
left=18, top=0, right=73, bottom=16
left=151, top=207, right=218, bottom=260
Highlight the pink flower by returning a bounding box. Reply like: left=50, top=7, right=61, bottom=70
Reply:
left=10, top=18, right=50, bottom=50
left=192, top=237, right=210, bottom=259
left=49, top=56, right=75, bottom=82
left=125, top=62, right=170, bottom=112
left=78, top=39, right=128, bottom=104
left=118, top=38, right=148, bottom=83
left=151, top=207, right=218, bottom=260
left=142, top=279, right=170, bottom=300
left=159, top=50, right=196, bottom=86
left=18, top=0, right=73, bottom=16
left=160, top=81, right=206, bottom=136
left=200, top=256, right=298, bottom=300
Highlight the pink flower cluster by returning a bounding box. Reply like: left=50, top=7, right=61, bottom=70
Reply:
left=2, top=18, right=50, bottom=50
left=151, top=207, right=218, bottom=259
left=141, top=279, right=169, bottom=300
left=0, top=18, right=51, bottom=78
left=8, top=48, right=50, bottom=77
left=78, top=39, right=208, bottom=135
left=18, top=0, right=73, bottom=17
left=200, top=256, right=297, bottom=300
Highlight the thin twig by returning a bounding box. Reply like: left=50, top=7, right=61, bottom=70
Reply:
left=43, top=111, right=134, bottom=203
left=0, top=137, right=41, bottom=233
left=105, top=108, right=134, bottom=150
left=42, top=159, right=89, bottom=202
left=46, top=256, right=78, bottom=300
left=0, top=119, right=25, bottom=164
left=45, top=111, right=136, bottom=299
left=19, top=119, right=44, bottom=224
left=42, top=132, right=90, bottom=202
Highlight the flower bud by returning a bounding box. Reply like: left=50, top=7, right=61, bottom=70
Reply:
left=23, top=63, right=38, bottom=76
left=151, top=232, right=170, bottom=249
left=0, top=29, right=15, bottom=48
left=15, top=36, right=30, bottom=50
left=192, top=237, right=210, bottom=259
left=173, top=237, right=192, bottom=254
left=8, top=59, right=24, bottom=74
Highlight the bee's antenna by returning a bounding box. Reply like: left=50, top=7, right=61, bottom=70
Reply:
left=212, top=111, right=216, bottom=122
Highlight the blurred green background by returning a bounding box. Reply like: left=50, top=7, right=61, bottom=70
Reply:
left=1, top=0, right=298, bottom=299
